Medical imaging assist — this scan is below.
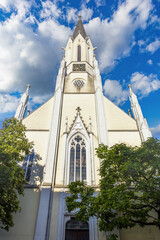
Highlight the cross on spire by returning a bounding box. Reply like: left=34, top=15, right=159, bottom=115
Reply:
left=76, top=107, right=81, bottom=114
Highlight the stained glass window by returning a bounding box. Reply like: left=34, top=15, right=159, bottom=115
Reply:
left=69, top=147, right=75, bottom=182
left=69, top=135, right=86, bottom=183
left=23, top=149, right=34, bottom=182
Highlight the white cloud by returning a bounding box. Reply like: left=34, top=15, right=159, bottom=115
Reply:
left=79, top=5, right=93, bottom=22
left=103, top=71, right=160, bottom=105
left=40, top=0, right=61, bottom=19
left=150, top=124, right=160, bottom=139
left=130, top=72, right=160, bottom=97
left=66, top=2, right=93, bottom=23
left=147, top=59, right=153, bottom=65
left=85, top=0, right=153, bottom=71
left=0, top=0, right=33, bottom=19
left=103, top=79, right=128, bottom=105
left=66, top=8, right=77, bottom=23
left=0, top=94, right=19, bottom=113
left=32, top=94, right=52, bottom=104
left=95, top=0, right=105, bottom=7
left=138, top=39, right=145, bottom=47
left=146, top=39, right=160, bottom=54
left=0, top=8, right=71, bottom=98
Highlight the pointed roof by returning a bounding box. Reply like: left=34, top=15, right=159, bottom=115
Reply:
left=73, top=15, right=87, bottom=40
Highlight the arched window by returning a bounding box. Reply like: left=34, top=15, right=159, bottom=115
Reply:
left=65, top=218, right=89, bottom=240
left=77, top=45, right=81, bottom=61
left=69, top=134, right=86, bottom=183
left=23, top=148, right=34, bottom=182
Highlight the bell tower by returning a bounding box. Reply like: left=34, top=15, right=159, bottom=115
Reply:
left=63, top=15, right=95, bottom=93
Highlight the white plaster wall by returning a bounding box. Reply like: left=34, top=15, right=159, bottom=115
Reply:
left=49, top=192, right=60, bottom=240
left=55, top=93, right=100, bottom=186
left=0, top=188, right=40, bottom=240
left=104, top=97, right=138, bottom=131
left=23, top=96, right=54, bottom=130
left=121, top=225, right=160, bottom=240
left=108, top=131, right=141, bottom=147
left=64, top=72, right=94, bottom=93
left=25, top=131, right=49, bottom=166
left=72, top=34, right=87, bottom=62
left=65, top=33, right=94, bottom=67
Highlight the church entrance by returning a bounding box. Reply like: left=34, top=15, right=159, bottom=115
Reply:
left=65, top=218, right=89, bottom=240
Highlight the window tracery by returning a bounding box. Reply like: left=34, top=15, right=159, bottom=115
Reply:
left=69, top=134, right=86, bottom=183
left=73, top=79, right=85, bottom=89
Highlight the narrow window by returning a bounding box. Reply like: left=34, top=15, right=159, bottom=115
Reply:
left=69, top=147, right=75, bottom=182
left=76, top=144, right=80, bottom=181
left=23, top=149, right=34, bottom=182
left=77, top=45, right=81, bottom=61
left=82, top=147, right=86, bottom=181
left=69, top=135, right=86, bottom=183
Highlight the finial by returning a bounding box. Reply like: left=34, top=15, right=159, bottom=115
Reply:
left=78, top=13, right=81, bottom=19
left=128, top=84, right=132, bottom=89
left=89, top=116, right=92, bottom=133
left=27, top=109, right=30, bottom=116
left=76, top=106, right=81, bottom=115
left=128, top=109, right=131, bottom=117
left=26, top=84, right=30, bottom=94
left=64, top=117, right=68, bottom=133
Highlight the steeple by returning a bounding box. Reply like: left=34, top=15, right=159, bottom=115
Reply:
left=128, top=84, right=152, bottom=141
left=15, top=84, right=30, bottom=121
left=72, top=15, right=87, bottom=40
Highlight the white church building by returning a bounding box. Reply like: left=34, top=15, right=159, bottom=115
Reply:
left=1, top=17, right=159, bottom=240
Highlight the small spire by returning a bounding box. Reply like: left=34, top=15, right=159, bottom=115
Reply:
left=89, top=116, right=92, bottom=133
left=72, top=16, right=87, bottom=40
left=15, top=84, right=30, bottom=121
left=128, top=109, right=131, bottom=117
left=64, top=117, right=68, bottom=133
left=128, top=84, right=132, bottom=90
left=26, top=84, right=30, bottom=94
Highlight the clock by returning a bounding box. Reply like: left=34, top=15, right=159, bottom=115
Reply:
left=73, top=64, right=86, bottom=71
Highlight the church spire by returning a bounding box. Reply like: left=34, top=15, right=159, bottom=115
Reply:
left=15, top=84, right=30, bottom=121
left=128, top=84, right=152, bottom=142
left=72, top=15, right=87, bottom=40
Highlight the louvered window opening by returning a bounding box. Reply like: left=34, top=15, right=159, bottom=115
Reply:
left=77, top=45, right=81, bottom=61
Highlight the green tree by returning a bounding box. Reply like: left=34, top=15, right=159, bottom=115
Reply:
left=0, top=118, right=32, bottom=231
left=66, top=138, right=160, bottom=240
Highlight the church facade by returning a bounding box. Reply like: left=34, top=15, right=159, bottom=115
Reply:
left=1, top=17, right=159, bottom=240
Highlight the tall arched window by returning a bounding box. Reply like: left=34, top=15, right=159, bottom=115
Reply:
left=65, top=218, right=89, bottom=240
left=77, top=45, right=81, bottom=61
left=23, top=148, right=34, bottom=182
left=69, top=134, right=86, bottom=183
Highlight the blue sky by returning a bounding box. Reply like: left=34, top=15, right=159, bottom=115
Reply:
left=0, top=0, right=160, bottom=139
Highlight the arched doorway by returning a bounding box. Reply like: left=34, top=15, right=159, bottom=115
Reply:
left=65, top=217, right=89, bottom=240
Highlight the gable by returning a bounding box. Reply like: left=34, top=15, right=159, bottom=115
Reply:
left=22, top=96, right=54, bottom=130
left=103, top=96, right=138, bottom=131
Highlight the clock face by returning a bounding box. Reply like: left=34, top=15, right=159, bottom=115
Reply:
left=73, top=64, right=86, bottom=71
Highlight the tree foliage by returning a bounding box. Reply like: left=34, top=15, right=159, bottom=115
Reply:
left=0, top=118, right=32, bottom=231
left=66, top=138, right=160, bottom=239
